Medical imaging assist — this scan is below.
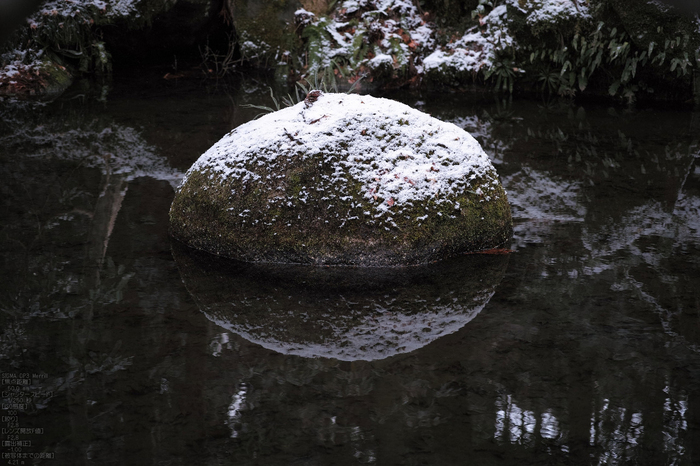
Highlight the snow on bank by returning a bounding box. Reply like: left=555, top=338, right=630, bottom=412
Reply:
left=300, top=0, right=588, bottom=83
left=423, top=5, right=510, bottom=75
left=2, top=0, right=140, bottom=88
left=423, top=0, right=588, bottom=77
left=298, top=0, right=591, bottom=83
left=297, top=0, right=434, bottom=75
left=524, top=0, right=590, bottom=28
left=27, top=0, right=140, bottom=25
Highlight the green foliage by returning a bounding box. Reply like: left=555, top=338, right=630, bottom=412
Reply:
left=524, top=20, right=695, bottom=100
left=467, top=0, right=522, bottom=93
left=301, top=60, right=351, bottom=93
left=484, top=58, right=518, bottom=93
left=537, top=68, right=564, bottom=94
left=350, top=29, right=369, bottom=67
left=302, top=18, right=334, bottom=72
left=387, top=36, right=408, bottom=69
left=463, top=0, right=698, bottom=99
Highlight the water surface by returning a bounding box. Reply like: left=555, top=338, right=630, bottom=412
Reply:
left=1, top=76, right=699, bottom=465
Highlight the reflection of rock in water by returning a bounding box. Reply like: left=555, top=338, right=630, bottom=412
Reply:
left=172, top=242, right=508, bottom=361
left=0, top=101, right=184, bottom=189
left=501, top=167, right=586, bottom=249
left=502, top=167, right=586, bottom=223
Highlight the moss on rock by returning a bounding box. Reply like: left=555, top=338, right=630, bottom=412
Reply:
left=170, top=92, right=512, bottom=266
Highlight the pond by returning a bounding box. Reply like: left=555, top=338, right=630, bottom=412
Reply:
left=1, top=72, right=699, bottom=465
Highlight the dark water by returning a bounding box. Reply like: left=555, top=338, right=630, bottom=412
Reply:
left=1, top=75, right=699, bottom=465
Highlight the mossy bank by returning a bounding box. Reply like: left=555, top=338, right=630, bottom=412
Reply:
left=169, top=92, right=512, bottom=266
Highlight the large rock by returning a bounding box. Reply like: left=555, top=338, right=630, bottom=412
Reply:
left=169, top=92, right=512, bottom=266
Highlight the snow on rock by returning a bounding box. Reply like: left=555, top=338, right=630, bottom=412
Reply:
left=186, top=93, right=493, bottom=217
left=170, top=92, right=512, bottom=266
